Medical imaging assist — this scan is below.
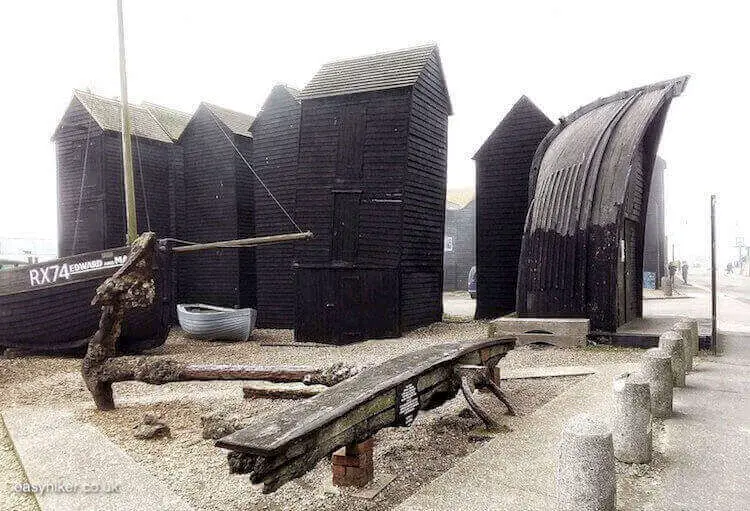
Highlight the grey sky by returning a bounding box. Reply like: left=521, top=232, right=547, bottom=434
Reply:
left=0, top=0, right=746, bottom=264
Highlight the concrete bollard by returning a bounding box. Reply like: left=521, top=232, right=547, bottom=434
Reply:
left=612, top=373, right=652, bottom=463
left=658, top=330, right=686, bottom=388
left=672, top=322, right=694, bottom=372
left=641, top=348, right=673, bottom=418
left=677, top=318, right=699, bottom=356
left=556, top=414, right=616, bottom=511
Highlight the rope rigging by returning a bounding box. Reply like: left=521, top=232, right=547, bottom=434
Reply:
left=206, top=109, right=303, bottom=234
left=71, top=116, right=94, bottom=254
left=132, top=133, right=152, bottom=231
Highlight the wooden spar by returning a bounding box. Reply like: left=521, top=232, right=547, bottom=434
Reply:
left=171, top=231, right=313, bottom=253
left=116, top=0, right=137, bottom=244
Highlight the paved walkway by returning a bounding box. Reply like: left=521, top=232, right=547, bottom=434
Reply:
left=400, top=287, right=750, bottom=510
left=397, top=363, right=637, bottom=510
left=2, top=408, right=193, bottom=511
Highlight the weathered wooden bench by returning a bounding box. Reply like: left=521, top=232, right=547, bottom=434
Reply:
left=216, top=337, right=516, bottom=492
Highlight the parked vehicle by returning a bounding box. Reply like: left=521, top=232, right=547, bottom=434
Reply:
left=468, top=266, right=477, bottom=299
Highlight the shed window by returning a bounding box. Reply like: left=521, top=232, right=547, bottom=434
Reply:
left=336, top=105, right=366, bottom=179
left=332, top=192, right=360, bottom=263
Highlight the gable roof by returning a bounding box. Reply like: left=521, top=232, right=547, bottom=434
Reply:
left=473, top=96, right=553, bottom=160
left=250, top=84, right=302, bottom=131
left=281, top=84, right=301, bottom=102
left=202, top=102, right=255, bottom=138
left=300, top=44, right=450, bottom=111
left=57, top=90, right=174, bottom=143
left=446, top=188, right=475, bottom=210
left=141, top=102, right=191, bottom=141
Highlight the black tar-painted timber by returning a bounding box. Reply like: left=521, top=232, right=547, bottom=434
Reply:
left=293, top=45, right=451, bottom=344
left=250, top=85, right=302, bottom=328
left=54, top=92, right=182, bottom=257
left=176, top=104, right=255, bottom=309
left=473, top=96, right=553, bottom=319
left=517, top=77, right=689, bottom=332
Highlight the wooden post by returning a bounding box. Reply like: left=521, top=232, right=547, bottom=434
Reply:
left=710, top=194, right=717, bottom=355
left=116, top=0, right=137, bottom=244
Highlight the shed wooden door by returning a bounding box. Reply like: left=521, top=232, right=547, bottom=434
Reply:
left=295, top=269, right=338, bottom=342
left=295, top=268, right=398, bottom=344
left=332, top=192, right=360, bottom=263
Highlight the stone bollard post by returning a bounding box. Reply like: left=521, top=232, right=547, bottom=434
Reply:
left=658, top=330, right=686, bottom=388
left=556, top=414, right=616, bottom=511
left=641, top=348, right=673, bottom=418
left=612, top=373, right=652, bottom=463
left=673, top=321, right=696, bottom=372
left=677, top=318, right=699, bottom=356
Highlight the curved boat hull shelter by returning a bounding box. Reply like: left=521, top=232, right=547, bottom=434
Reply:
left=516, top=77, right=689, bottom=332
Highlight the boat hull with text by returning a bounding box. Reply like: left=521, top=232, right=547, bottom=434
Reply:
left=0, top=245, right=171, bottom=353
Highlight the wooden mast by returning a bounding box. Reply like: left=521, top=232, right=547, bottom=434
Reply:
left=116, top=0, right=138, bottom=244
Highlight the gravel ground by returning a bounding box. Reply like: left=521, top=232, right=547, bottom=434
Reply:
left=0, top=321, right=645, bottom=510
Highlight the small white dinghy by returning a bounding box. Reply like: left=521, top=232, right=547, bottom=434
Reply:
left=177, top=304, right=257, bottom=341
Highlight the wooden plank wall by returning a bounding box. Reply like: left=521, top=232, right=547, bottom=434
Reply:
left=55, top=99, right=105, bottom=257
left=55, top=99, right=176, bottom=258
left=443, top=201, right=475, bottom=291
left=474, top=100, right=553, bottom=319
left=251, top=87, right=301, bottom=328
left=643, top=158, right=665, bottom=286
left=177, top=107, right=248, bottom=307
left=101, top=132, right=173, bottom=247
left=401, top=52, right=450, bottom=328
left=294, top=89, right=410, bottom=268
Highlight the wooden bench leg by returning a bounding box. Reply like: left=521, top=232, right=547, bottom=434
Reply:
left=459, top=373, right=498, bottom=429
left=455, top=365, right=516, bottom=428
left=331, top=438, right=374, bottom=488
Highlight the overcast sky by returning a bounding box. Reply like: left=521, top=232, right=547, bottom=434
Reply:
left=0, top=0, right=747, bottom=264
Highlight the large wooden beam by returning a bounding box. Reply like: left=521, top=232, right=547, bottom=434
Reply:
left=216, top=338, right=516, bottom=493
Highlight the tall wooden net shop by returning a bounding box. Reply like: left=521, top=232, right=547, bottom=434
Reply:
left=293, top=44, right=452, bottom=343
left=53, top=44, right=452, bottom=344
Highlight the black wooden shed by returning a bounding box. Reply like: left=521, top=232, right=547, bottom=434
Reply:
left=443, top=195, right=475, bottom=292
left=250, top=85, right=302, bottom=328
left=293, top=44, right=452, bottom=343
left=643, top=156, right=667, bottom=288
left=516, top=77, right=689, bottom=331
left=177, top=102, right=256, bottom=308
left=473, top=96, right=553, bottom=319
left=53, top=90, right=187, bottom=257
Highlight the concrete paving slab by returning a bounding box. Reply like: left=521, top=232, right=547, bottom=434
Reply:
left=397, top=363, right=636, bottom=511
left=2, top=408, right=193, bottom=511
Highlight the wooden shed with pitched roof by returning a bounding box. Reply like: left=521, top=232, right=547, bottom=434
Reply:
left=473, top=96, right=553, bottom=319
left=53, top=90, right=187, bottom=257
left=250, top=84, right=302, bottom=328
left=443, top=193, right=475, bottom=292
left=293, top=44, right=452, bottom=344
left=176, top=102, right=256, bottom=308
left=517, top=77, right=689, bottom=331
